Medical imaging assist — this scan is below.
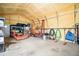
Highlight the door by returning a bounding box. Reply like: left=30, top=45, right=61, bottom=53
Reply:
left=77, top=25, right=79, bottom=44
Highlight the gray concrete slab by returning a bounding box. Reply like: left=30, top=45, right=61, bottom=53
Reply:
left=0, top=37, right=79, bottom=56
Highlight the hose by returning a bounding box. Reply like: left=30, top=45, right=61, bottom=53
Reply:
left=55, top=29, right=62, bottom=41
left=49, top=29, right=55, bottom=36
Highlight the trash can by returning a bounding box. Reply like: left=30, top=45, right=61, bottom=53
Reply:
left=43, top=33, right=49, bottom=40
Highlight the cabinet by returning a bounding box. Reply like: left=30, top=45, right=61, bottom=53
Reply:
left=76, top=25, right=79, bottom=44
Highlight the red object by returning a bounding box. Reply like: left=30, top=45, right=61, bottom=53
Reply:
left=12, top=31, right=30, bottom=40
left=32, top=19, right=45, bottom=37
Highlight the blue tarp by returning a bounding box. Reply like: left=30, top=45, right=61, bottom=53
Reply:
left=65, top=31, right=75, bottom=41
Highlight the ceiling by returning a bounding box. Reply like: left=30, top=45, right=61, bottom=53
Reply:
left=0, top=3, right=78, bottom=20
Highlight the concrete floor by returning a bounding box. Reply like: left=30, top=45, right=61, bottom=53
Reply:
left=0, top=37, right=79, bottom=56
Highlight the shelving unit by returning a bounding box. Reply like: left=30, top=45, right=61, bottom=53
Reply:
left=0, top=18, right=5, bottom=52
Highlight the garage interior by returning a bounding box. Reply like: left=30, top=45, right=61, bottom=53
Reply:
left=0, top=3, right=79, bottom=56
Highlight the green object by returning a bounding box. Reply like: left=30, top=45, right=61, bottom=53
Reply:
left=55, top=29, right=61, bottom=41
